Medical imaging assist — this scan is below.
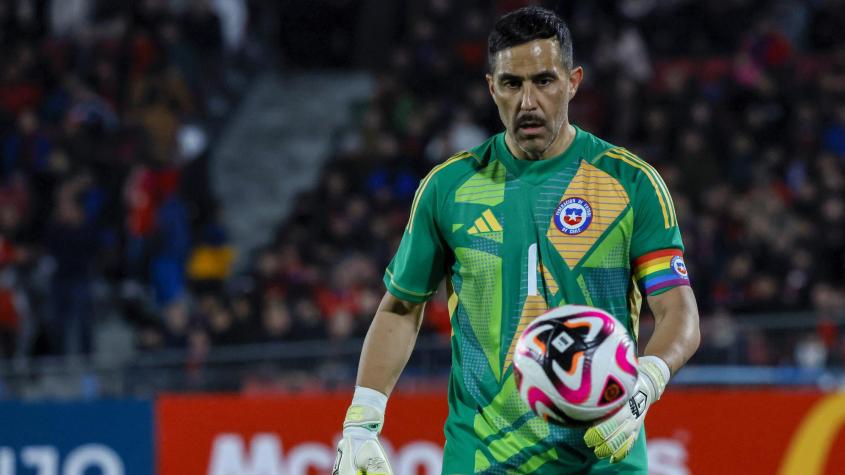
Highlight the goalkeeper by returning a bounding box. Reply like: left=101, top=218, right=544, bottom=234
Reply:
left=334, top=6, right=700, bottom=474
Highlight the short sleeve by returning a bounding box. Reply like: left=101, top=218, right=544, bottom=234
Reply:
left=383, top=179, right=447, bottom=302
left=629, top=164, right=690, bottom=296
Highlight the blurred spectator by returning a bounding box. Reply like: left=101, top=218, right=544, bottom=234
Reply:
left=187, top=213, right=235, bottom=293
left=3, top=109, right=52, bottom=178
left=291, top=299, right=328, bottom=341
left=424, top=108, right=487, bottom=163
left=162, top=298, right=190, bottom=348
left=795, top=334, right=827, bottom=369
left=45, top=175, right=98, bottom=355
left=228, top=289, right=259, bottom=343
left=149, top=191, right=190, bottom=306
left=261, top=294, right=295, bottom=342
left=0, top=283, right=21, bottom=358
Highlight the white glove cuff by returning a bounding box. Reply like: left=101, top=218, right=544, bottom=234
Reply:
left=352, top=386, right=388, bottom=414
left=639, top=355, right=671, bottom=400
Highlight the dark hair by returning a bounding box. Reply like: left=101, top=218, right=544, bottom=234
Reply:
left=488, top=6, right=573, bottom=71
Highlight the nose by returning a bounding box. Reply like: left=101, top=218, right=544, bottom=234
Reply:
left=520, top=83, right=536, bottom=111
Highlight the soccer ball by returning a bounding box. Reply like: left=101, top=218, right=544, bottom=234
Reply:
left=513, top=305, right=639, bottom=426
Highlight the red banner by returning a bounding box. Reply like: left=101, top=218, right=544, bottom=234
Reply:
left=647, top=389, right=845, bottom=475
left=156, top=391, right=447, bottom=475
left=157, top=389, right=845, bottom=475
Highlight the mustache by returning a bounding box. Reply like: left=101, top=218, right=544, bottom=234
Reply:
left=516, top=114, right=545, bottom=127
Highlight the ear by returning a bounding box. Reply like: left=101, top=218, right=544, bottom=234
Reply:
left=568, top=66, right=584, bottom=100
left=486, top=73, right=496, bottom=98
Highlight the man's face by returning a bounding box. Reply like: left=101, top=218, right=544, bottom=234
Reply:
left=487, top=38, right=582, bottom=159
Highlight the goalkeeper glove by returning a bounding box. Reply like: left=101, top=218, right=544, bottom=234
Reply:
left=584, top=355, right=671, bottom=463
left=332, top=386, right=394, bottom=475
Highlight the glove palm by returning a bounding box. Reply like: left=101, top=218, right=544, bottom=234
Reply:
left=584, top=356, right=669, bottom=463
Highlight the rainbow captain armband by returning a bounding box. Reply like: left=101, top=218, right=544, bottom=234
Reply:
left=633, top=249, right=690, bottom=296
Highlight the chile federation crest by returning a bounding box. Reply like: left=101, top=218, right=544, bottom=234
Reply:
left=554, top=197, right=593, bottom=235
left=671, top=255, right=689, bottom=280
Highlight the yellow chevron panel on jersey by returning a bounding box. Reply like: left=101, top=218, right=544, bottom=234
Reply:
left=503, top=294, right=548, bottom=372
left=546, top=161, right=630, bottom=268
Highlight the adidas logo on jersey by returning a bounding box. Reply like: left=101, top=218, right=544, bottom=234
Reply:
left=467, top=209, right=502, bottom=235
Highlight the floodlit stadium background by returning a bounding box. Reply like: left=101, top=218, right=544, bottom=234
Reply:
left=0, top=0, right=843, bottom=474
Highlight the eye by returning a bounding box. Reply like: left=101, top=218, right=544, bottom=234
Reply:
left=502, top=79, right=520, bottom=90
left=536, top=77, right=554, bottom=87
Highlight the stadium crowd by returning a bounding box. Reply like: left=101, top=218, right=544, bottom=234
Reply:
left=1, top=0, right=844, bottom=378
left=0, top=0, right=249, bottom=360
left=247, top=0, right=845, bottom=370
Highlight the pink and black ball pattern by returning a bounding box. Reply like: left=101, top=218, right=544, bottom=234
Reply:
left=513, top=305, right=639, bottom=426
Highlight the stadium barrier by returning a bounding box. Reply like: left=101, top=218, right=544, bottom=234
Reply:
left=2, top=332, right=843, bottom=399
left=1, top=389, right=843, bottom=474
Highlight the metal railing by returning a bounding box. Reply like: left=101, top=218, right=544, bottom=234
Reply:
left=0, top=336, right=452, bottom=399
left=1, top=311, right=844, bottom=399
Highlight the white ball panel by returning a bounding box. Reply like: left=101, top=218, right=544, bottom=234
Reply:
left=513, top=305, right=640, bottom=424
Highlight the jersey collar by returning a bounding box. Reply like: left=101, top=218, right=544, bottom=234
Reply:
left=494, top=126, right=585, bottom=185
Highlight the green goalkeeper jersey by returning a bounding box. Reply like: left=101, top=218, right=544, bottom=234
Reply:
left=384, top=126, right=689, bottom=474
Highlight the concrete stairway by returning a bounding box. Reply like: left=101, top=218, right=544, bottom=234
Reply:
left=211, top=71, right=373, bottom=266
